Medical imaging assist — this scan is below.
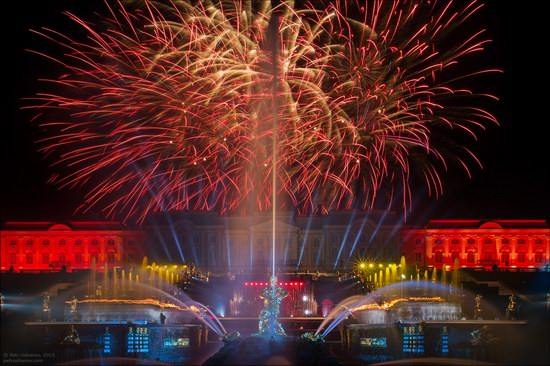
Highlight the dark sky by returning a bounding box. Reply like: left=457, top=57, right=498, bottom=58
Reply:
left=1, top=1, right=549, bottom=225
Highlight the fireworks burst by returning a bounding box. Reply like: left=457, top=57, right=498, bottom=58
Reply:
left=28, top=0, right=499, bottom=223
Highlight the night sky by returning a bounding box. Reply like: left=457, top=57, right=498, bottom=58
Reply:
left=1, top=1, right=549, bottom=226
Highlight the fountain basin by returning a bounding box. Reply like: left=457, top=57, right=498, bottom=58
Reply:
left=64, top=299, right=193, bottom=323
left=354, top=298, right=462, bottom=324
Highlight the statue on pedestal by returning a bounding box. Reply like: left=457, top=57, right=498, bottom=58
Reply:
left=42, top=292, right=50, bottom=312
left=506, top=293, right=518, bottom=320
left=95, top=285, right=102, bottom=298
left=42, top=292, right=51, bottom=321
left=470, top=325, right=498, bottom=346
left=258, top=276, right=288, bottom=336
left=69, top=296, right=78, bottom=320
left=474, top=294, right=483, bottom=319
left=62, top=325, right=81, bottom=345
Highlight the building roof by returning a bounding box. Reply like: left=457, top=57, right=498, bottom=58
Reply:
left=1, top=221, right=129, bottom=231
left=425, top=220, right=549, bottom=230
left=146, top=209, right=401, bottom=230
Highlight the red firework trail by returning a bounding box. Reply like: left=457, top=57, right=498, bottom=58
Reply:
left=27, top=0, right=499, bottom=223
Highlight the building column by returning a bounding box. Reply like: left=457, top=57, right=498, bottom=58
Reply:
left=461, top=237, right=466, bottom=262
left=495, top=235, right=501, bottom=265
left=527, top=236, right=533, bottom=264
left=511, top=236, right=517, bottom=265
left=477, top=236, right=482, bottom=266
left=426, top=234, right=433, bottom=266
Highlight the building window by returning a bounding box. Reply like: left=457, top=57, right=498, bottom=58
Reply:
left=434, top=252, right=443, bottom=263
left=415, top=238, right=423, bottom=245
left=467, top=238, right=476, bottom=245
left=517, top=252, right=526, bottom=263
left=75, top=239, right=83, bottom=246
left=313, top=239, right=320, bottom=249
left=75, top=253, right=83, bottom=264
left=451, top=252, right=459, bottom=263
left=107, top=252, right=116, bottom=264
left=501, top=252, right=510, bottom=265
left=26, top=252, right=34, bottom=264
left=483, top=252, right=492, bottom=262
left=42, top=252, right=50, bottom=264
left=415, top=252, right=422, bottom=264
left=435, top=238, right=444, bottom=245
left=107, top=239, right=115, bottom=246
left=517, top=239, right=525, bottom=245
left=467, top=252, right=475, bottom=263
left=43, top=240, right=50, bottom=246
left=535, top=239, right=543, bottom=245
left=9, top=252, right=17, bottom=265
left=535, top=252, right=544, bottom=263
left=59, top=239, right=66, bottom=246
left=9, top=239, right=17, bottom=246
left=127, top=253, right=135, bottom=264
left=330, top=246, right=338, bottom=261
left=128, top=240, right=135, bottom=246
left=59, top=253, right=66, bottom=263
left=26, top=240, right=34, bottom=246
left=91, top=239, right=99, bottom=246
left=451, top=239, right=459, bottom=245
left=208, top=233, right=217, bottom=244
left=91, top=253, right=99, bottom=264
left=501, top=238, right=509, bottom=245
left=484, top=238, right=493, bottom=245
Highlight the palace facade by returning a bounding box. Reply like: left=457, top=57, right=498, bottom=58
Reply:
left=146, top=210, right=402, bottom=273
left=401, top=220, right=550, bottom=270
left=0, top=222, right=146, bottom=272
left=2, top=216, right=549, bottom=273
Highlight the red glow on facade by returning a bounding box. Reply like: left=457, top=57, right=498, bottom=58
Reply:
left=0, top=222, right=146, bottom=272
left=401, top=220, right=549, bottom=270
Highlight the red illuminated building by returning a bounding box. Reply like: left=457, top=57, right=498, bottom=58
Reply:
left=401, top=220, right=550, bottom=270
left=0, top=222, right=146, bottom=272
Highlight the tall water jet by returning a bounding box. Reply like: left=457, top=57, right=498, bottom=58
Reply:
left=452, top=258, right=460, bottom=302
left=424, top=270, right=429, bottom=295
left=103, top=262, right=108, bottom=298
left=121, top=269, right=126, bottom=297
left=90, top=257, right=97, bottom=297
left=135, top=274, right=141, bottom=298
left=113, top=267, right=118, bottom=298
left=157, top=267, right=163, bottom=292
left=141, top=256, right=148, bottom=297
